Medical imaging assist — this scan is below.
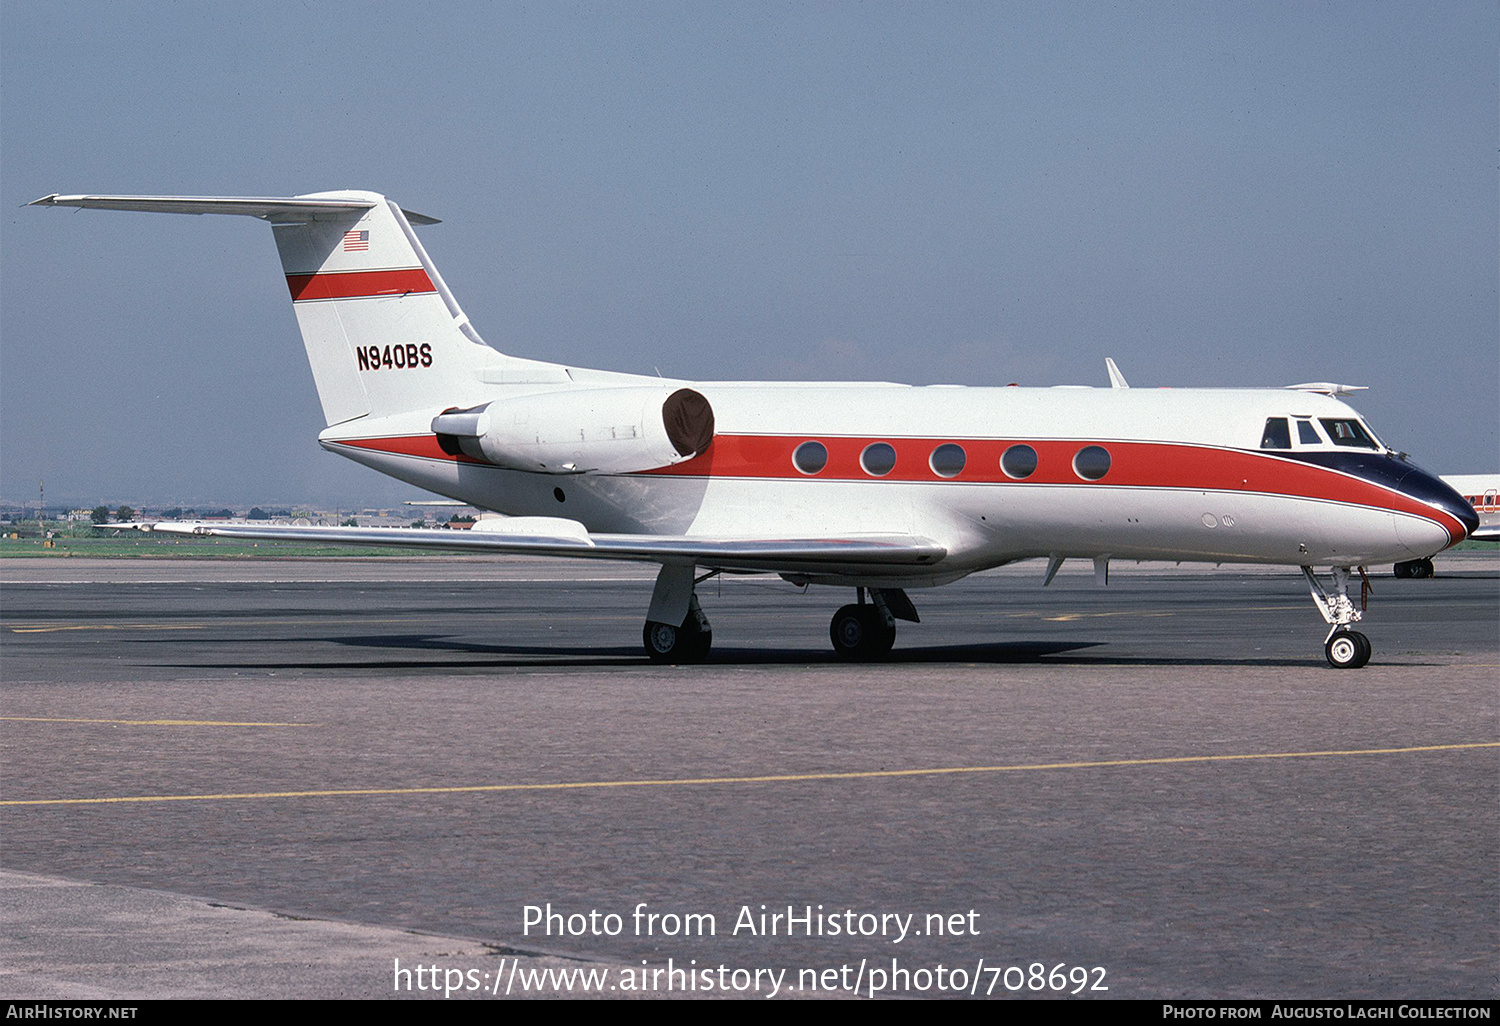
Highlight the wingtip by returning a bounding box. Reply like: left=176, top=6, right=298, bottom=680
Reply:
left=26, top=193, right=61, bottom=208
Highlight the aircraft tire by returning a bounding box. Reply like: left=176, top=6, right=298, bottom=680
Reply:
left=830, top=604, right=896, bottom=661
left=1393, top=559, right=1434, bottom=579
left=1325, top=630, right=1371, bottom=669
left=867, top=608, right=896, bottom=657
left=643, top=620, right=711, bottom=664
left=686, top=628, right=713, bottom=663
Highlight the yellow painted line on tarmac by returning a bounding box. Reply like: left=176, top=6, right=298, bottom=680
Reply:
left=3, top=741, right=1494, bottom=808
left=1041, top=611, right=1175, bottom=622
left=1007, top=604, right=1308, bottom=622
left=7, top=615, right=509, bottom=633
left=10, top=624, right=205, bottom=633
left=0, top=717, right=318, bottom=728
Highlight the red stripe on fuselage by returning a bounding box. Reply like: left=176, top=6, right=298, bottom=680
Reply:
left=331, top=435, right=487, bottom=464
left=286, top=268, right=436, bottom=302
left=645, top=435, right=1470, bottom=544
left=329, top=433, right=1469, bottom=543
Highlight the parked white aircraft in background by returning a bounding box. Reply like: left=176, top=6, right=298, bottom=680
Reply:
left=31, top=191, right=1478, bottom=668
left=1443, top=476, right=1500, bottom=541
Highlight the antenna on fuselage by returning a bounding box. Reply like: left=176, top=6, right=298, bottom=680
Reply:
left=1105, top=358, right=1130, bottom=389
left=1285, top=382, right=1368, bottom=396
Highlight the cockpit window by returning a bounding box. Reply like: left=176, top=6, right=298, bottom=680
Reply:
left=1296, top=420, right=1322, bottom=446
left=1260, top=418, right=1291, bottom=449
left=1318, top=418, right=1379, bottom=449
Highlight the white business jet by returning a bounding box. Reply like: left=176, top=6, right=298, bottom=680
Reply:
left=30, top=191, right=1478, bottom=668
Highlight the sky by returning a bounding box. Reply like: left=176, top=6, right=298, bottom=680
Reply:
left=3, top=1, right=1495, bottom=509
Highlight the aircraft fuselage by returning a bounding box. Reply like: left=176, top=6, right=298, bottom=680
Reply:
left=319, top=382, right=1470, bottom=586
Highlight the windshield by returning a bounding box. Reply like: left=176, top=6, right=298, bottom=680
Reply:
left=1318, top=418, right=1380, bottom=450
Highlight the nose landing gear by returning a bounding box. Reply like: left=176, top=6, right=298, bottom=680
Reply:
left=1303, top=566, right=1371, bottom=669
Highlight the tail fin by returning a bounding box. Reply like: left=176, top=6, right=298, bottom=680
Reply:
left=30, top=190, right=509, bottom=425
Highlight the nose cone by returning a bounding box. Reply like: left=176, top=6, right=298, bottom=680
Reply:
left=1395, top=464, right=1479, bottom=546
left=1281, top=449, right=1479, bottom=554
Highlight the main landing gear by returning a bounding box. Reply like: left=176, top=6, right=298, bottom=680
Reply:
left=830, top=604, right=893, bottom=660
left=643, top=604, right=712, bottom=664
left=1392, top=557, right=1434, bottom=579
left=828, top=587, right=919, bottom=661
left=643, top=564, right=714, bottom=664
left=640, top=568, right=921, bottom=663
left=1303, top=566, right=1372, bottom=669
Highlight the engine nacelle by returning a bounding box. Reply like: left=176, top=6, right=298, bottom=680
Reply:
left=432, top=386, right=714, bottom=474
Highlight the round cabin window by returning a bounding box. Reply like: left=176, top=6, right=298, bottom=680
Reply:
left=860, top=442, right=897, bottom=477
left=792, top=441, right=828, bottom=475
left=929, top=443, right=966, bottom=478
left=1000, top=444, right=1038, bottom=479
left=1072, top=445, right=1111, bottom=481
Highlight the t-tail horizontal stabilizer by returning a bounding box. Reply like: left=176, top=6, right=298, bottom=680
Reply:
left=26, top=193, right=440, bottom=224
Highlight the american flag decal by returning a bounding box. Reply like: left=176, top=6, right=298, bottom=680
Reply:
left=342, top=229, right=370, bottom=252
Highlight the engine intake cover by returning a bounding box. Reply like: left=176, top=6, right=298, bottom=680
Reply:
left=663, top=387, right=714, bottom=457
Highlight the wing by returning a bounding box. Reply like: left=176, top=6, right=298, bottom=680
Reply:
left=102, top=517, right=945, bottom=575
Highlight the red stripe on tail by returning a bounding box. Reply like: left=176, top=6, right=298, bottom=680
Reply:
left=286, top=268, right=436, bottom=301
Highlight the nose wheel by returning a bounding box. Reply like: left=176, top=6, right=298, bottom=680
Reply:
left=1324, top=629, right=1371, bottom=669
left=1304, top=566, right=1375, bottom=669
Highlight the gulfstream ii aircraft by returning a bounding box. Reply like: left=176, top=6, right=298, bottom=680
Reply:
left=31, top=190, right=1478, bottom=668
